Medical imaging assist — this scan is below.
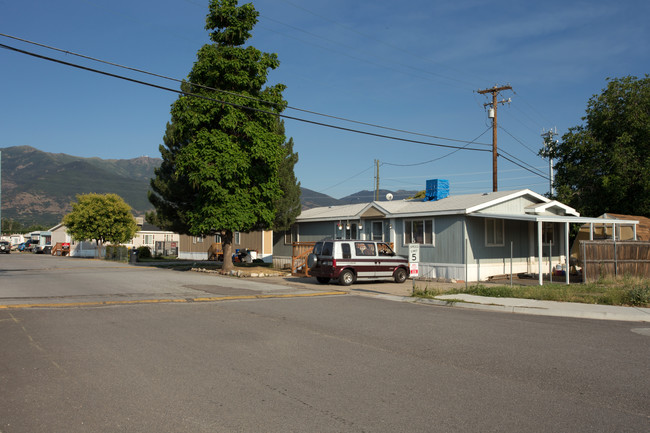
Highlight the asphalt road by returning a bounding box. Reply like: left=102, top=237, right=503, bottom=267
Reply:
left=1, top=254, right=649, bottom=432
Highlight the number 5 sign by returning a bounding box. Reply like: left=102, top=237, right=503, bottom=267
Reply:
left=408, top=243, right=419, bottom=263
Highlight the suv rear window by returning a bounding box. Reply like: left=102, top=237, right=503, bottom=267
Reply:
left=313, top=242, right=323, bottom=255
left=341, top=243, right=351, bottom=259
left=321, top=242, right=333, bottom=256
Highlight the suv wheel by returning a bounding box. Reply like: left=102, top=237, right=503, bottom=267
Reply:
left=338, top=269, right=355, bottom=286
left=394, top=267, right=407, bottom=283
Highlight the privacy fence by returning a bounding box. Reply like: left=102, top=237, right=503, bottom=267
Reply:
left=580, top=240, right=650, bottom=282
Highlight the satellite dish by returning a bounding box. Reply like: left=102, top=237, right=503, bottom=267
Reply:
left=385, top=193, right=393, bottom=201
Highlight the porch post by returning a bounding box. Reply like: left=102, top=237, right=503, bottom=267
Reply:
left=565, top=222, right=570, bottom=285
left=538, top=220, right=543, bottom=286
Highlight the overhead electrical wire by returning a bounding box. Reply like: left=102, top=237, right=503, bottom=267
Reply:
left=497, top=153, right=549, bottom=180
left=0, top=33, right=551, bottom=190
left=381, top=127, right=491, bottom=167
left=0, top=41, right=493, bottom=153
left=499, top=125, right=544, bottom=158
left=0, top=33, right=491, bottom=147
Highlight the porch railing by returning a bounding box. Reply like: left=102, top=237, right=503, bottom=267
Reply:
left=292, top=242, right=316, bottom=276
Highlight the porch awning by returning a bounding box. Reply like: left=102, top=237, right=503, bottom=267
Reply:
left=471, top=213, right=639, bottom=285
left=470, top=213, right=639, bottom=227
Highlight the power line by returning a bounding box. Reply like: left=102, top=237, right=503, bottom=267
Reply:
left=381, top=127, right=491, bottom=167
left=499, top=125, right=543, bottom=158
left=0, top=41, right=493, bottom=154
left=0, top=33, right=492, bottom=147
left=497, top=153, right=549, bottom=180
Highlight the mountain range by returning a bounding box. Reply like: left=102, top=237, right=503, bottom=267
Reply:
left=0, top=146, right=418, bottom=227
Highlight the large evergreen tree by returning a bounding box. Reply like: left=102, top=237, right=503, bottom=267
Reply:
left=149, top=0, right=291, bottom=272
left=273, top=121, right=301, bottom=232
left=542, top=75, right=650, bottom=217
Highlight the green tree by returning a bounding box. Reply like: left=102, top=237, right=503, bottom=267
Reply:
left=63, top=193, right=138, bottom=251
left=542, top=75, right=650, bottom=217
left=1, top=218, right=24, bottom=234
left=273, top=121, right=301, bottom=232
left=149, top=0, right=288, bottom=272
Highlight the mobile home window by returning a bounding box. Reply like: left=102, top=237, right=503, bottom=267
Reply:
left=404, top=219, right=434, bottom=245
left=485, top=218, right=504, bottom=246
left=284, top=225, right=298, bottom=245
left=542, top=222, right=554, bottom=245
left=234, top=232, right=241, bottom=245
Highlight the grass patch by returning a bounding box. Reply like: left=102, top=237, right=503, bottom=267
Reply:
left=412, top=277, right=650, bottom=307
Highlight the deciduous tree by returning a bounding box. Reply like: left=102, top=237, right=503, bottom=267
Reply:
left=63, top=193, right=138, bottom=250
left=542, top=75, right=650, bottom=217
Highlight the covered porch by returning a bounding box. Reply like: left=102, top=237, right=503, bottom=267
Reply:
left=475, top=213, right=639, bottom=285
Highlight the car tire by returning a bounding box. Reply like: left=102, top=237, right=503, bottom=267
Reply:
left=393, top=267, right=407, bottom=283
left=338, top=269, right=354, bottom=286
left=316, top=277, right=330, bottom=284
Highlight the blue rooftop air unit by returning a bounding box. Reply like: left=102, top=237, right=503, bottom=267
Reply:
left=424, top=179, right=449, bottom=201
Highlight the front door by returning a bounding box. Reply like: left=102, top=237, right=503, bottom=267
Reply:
left=371, top=221, right=383, bottom=241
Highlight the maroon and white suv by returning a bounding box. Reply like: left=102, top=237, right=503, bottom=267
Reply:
left=307, top=240, right=409, bottom=286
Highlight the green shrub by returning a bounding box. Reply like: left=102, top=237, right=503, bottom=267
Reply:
left=626, top=285, right=650, bottom=307
left=137, top=246, right=152, bottom=259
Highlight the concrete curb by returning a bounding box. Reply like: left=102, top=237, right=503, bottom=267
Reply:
left=356, top=292, right=650, bottom=322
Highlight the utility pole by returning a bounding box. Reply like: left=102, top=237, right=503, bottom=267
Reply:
left=374, top=159, right=380, bottom=201
left=541, top=128, right=558, bottom=196
left=477, top=85, right=512, bottom=192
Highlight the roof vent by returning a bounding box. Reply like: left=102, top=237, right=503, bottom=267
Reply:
left=424, top=179, right=449, bottom=201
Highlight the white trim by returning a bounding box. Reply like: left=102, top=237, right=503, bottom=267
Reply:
left=472, top=213, right=638, bottom=225
left=465, top=189, right=549, bottom=214
left=525, top=200, right=579, bottom=216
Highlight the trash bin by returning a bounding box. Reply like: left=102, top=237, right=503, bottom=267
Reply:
left=130, top=248, right=138, bottom=264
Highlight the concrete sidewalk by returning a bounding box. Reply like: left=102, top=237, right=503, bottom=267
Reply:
left=268, top=275, right=650, bottom=323
left=415, top=294, right=650, bottom=322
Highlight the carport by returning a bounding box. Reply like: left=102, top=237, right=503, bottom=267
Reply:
left=473, top=213, right=639, bottom=285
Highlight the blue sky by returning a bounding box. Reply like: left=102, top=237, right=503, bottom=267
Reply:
left=1, top=0, right=648, bottom=200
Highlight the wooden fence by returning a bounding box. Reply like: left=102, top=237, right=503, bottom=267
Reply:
left=291, top=242, right=316, bottom=276
left=581, top=240, right=650, bottom=282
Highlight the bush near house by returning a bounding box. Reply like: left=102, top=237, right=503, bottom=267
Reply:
left=137, top=246, right=152, bottom=259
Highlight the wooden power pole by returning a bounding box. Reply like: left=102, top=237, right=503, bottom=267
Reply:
left=477, top=85, right=512, bottom=192
left=374, top=159, right=380, bottom=201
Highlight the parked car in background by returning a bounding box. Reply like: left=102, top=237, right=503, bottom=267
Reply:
left=0, top=241, right=11, bottom=254
left=33, top=244, right=52, bottom=254
left=18, top=240, right=33, bottom=252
